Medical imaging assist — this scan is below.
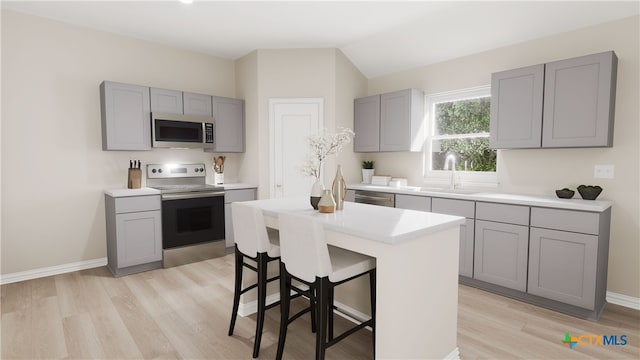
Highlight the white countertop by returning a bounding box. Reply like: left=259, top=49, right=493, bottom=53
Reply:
left=104, top=187, right=161, bottom=197
left=246, top=197, right=465, bottom=244
left=105, top=183, right=257, bottom=197
left=348, top=183, right=613, bottom=212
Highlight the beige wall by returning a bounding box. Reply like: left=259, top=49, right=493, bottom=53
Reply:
left=1, top=10, right=236, bottom=274
left=367, top=16, right=640, bottom=298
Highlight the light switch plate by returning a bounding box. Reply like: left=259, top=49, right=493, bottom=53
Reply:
left=594, top=164, right=614, bottom=179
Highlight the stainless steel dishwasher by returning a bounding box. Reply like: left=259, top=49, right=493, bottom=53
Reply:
left=354, top=190, right=395, bottom=207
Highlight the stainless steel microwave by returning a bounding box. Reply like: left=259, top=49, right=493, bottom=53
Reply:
left=151, top=112, right=214, bottom=149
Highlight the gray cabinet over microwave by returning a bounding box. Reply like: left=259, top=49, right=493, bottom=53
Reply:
left=183, top=92, right=213, bottom=117
left=490, top=51, right=617, bottom=149
left=150, top=88, right=183, bottom=114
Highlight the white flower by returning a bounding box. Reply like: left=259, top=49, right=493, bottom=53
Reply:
left=300, top=127, right=355, bottom=179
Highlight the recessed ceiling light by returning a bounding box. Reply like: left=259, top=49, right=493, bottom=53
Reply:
left=179, top=0, right=193, bottom=4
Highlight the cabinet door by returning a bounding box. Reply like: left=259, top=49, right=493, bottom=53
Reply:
left=150, top=88, right=183, bottom=114
left=542, top=51, right=617, bottom=148
left=528, top=227, right=597, bottom=309
left=354, top=95, right=380, bottom=152
left=345, top=189, right=355, bottom=202
left=183, top=92, right=212, bottom=117
left=474, top=220, right=529, bottom=291
left=116, top=210, right=162, bottom=268
left=489, top=64, right=544, bottom=149
left=380, top=89, right=423, bottom=152
left=100, top=81, right=151, bottom=150
left=212, top=96, right=245, bottom=152
left=459, top=219, right=475, bottom=278
left=395, top=194, right=431, bottom=212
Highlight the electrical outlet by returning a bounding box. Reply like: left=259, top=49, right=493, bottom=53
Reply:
left=594, top=164, right=614, bottom=179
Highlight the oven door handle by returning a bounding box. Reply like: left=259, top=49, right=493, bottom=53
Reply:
left=161, top=191, right=225, bottom=201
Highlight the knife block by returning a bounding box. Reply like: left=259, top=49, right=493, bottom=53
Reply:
left=128, top=169, right=142, bottom=189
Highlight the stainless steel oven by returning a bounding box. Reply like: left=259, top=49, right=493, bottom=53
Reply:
left=147, top=163, right=225, bottom=267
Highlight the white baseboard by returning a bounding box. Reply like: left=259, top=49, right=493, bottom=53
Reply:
left=238, top=293, right=281, bottom=317
left=0, top=257, right=107, bottom=285
left=444, top=347, right=461, bottom=360
left=607, top=291, right=640, bottom=310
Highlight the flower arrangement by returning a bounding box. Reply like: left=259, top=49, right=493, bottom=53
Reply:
left=301, top=127, right=355, bottom=179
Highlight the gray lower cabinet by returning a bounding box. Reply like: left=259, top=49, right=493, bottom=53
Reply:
left=490, top=51, right=617, bottom=149
left=432, top=198, right=475, bottom=277
left=474, top=220, right=529, bottom=291
left=345, top=189, right=355, bottom=202
left=474, top=202, right=530, bottom=291
left=105, top=194, right=163, bottom=276
left=224, top=188, right=257, bottom=248
left=100, top=81, right=151, bottom=151
left=183, top=92, right=212, bottom=117
left=150, top=88, right=183, bottom=114
left=528, top=207, right=610, bottom=312
left=395, top=194, right=431, bottom=211
left=208, top=96, right=245, bottom=153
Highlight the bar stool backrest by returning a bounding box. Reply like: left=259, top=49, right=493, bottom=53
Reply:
left=232, top=202, right=272, bottom=257
left=278, top=212, right=332, bottom=283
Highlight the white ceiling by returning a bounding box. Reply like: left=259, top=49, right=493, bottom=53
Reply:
left=3, top=1, right=639, bottom=78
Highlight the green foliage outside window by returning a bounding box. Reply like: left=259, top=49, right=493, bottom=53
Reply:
left=432, top=98, right=497, bottom=172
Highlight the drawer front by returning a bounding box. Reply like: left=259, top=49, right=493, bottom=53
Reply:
left=531, top=207, right=599, bottom=235
left=224, top=188, right=256, bottom=203
left=115, top=195, right=161, bottom=214
left=432, top=198, right=475, bottom=218
left=395, top=194, right=431, bottom=212
left=476, top=202, right=530, bottom=226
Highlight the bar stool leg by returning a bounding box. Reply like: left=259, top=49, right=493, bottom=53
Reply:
left=253, top=253, right=268, bottom=358
left=228, top=248, right=243, bottom=336
left=276, top=263, right=292, bottom=360
left=370, top=269, right=376, bottom=358
left=315, top=277, right=330, bottom=360
left=328, top=286, right=334, bottom=341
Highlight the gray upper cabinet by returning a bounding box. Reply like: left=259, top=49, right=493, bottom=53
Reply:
left=100, top=81, right=151, bottom=151
left=354, top=95, right=381, bottom=152
left=542, top=51, right=617, bottom=148
left=209, top=96, right=245, bottom=153
left=380, top=89, right=424, bottom=152
left=183, top=92, right=212, bottom=117
left=354, top=89, right=424, bottom=152
left=490, top=64, right=544, bottom=149
left=489, top=51, right=617, bottom=149
left=150, top=88, right=183, bottom=114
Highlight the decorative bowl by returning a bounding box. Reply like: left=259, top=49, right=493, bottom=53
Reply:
left=555, top=188, right=575, bottom=199
left=577, top=185, right=602, bottom=200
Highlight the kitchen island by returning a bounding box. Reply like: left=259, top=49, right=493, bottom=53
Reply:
left=246, top=197, right=465, bottom=359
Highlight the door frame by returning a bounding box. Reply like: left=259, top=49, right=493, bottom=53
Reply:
left=268, top=98, right=324, bottom=198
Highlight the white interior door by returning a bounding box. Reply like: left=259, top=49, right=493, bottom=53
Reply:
left=270, top=98, right=323, bottom=198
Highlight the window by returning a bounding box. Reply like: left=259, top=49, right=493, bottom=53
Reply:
left=424, top=86, right=497, bottom=187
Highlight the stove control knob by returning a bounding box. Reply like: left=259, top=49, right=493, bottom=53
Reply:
left=152, top=169, right=157, bottom=173
left=194, top=168, right=199, bottom=173
left=158, top=169, right=163, bottom=173
left=199, top=168, right=204, bottom=172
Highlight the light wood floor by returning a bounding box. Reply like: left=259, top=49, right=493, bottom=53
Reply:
left=1, top=254, right=639, bottom=359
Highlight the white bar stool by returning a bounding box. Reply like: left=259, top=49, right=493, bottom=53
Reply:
left=276, top=212, right=376, bottom=360
left=228, top=202, right=315, bottom=358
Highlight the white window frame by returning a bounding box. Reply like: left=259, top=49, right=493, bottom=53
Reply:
left=423, top=85, right=498, bottom=188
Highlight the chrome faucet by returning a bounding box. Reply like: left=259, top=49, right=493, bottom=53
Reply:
left=444, top=154, right=457, bottom=190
